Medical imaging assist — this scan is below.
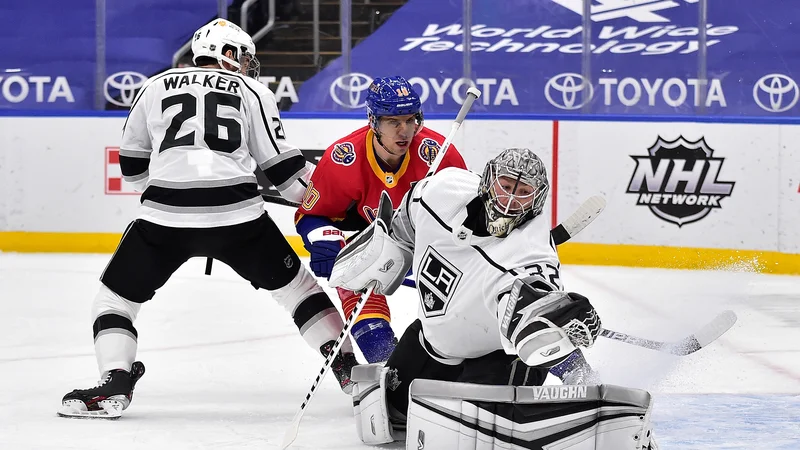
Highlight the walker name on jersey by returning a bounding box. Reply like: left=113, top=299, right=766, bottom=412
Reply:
left=418, top=246, right=463, bottom=318
left=163, top=73, right=241, bottom=94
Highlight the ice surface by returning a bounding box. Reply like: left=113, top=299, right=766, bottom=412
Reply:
left=0, top=254, right=798, bottom=449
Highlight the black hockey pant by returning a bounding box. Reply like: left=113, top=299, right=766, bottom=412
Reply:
left=101, top=213, right=301, bottom=303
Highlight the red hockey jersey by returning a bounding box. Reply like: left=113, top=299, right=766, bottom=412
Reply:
left=296, top=125, right=467, bottom=225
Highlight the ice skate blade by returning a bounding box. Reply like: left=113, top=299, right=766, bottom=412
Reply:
left=57, top=399, right=124, bottom=420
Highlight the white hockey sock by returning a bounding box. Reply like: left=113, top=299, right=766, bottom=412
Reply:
left=300, top=306, right=355, bottom=354
left=92, top=284, right=141, bottom=375
left=270, top=267, right=354, bottom=354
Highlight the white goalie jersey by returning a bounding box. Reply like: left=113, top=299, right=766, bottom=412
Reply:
left=391, top=167, right=563, bottom=361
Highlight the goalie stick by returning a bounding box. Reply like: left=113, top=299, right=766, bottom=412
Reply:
left=599, top=310, right=737, bottom=356
left=551, top=195, right=605, bottom=246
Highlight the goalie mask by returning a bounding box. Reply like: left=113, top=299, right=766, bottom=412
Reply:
left=192, top=19, right=261, bottom=79
left=478, top=148, right=549, bottom=237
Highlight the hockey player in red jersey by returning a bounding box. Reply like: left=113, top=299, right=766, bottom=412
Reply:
left=295, top=76, right=467, bottom=363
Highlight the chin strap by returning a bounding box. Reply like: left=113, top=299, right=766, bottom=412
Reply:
left=373, top=130, right=393, bottom=156
left=368, top=113, right=425, bottom=154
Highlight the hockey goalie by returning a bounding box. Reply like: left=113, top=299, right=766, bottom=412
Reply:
left=328, top=147, right=659, bottom=449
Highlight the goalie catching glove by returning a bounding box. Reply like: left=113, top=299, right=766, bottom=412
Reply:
left=329, top=191, right=413, bottom=296
left=499, top=279, right=601, bottom=367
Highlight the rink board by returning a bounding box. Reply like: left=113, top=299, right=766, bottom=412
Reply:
left=0, top=115, right=799, bottom=274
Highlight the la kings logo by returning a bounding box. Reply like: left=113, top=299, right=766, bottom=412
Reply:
left=418, top=246, right=462, bottom=318
left=626, top=136, right=735, bottom=227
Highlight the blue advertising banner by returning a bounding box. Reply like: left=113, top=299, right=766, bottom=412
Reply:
left=1, top=0, right=224, bottom=110
left=292, top=0, right=800, bottom=116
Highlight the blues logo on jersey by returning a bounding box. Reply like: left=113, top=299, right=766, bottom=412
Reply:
left=363, top=206, right=378, bottom=223
left=331, top=142, right=356, bottom=166
left=418, top=138, right=440, bottom=166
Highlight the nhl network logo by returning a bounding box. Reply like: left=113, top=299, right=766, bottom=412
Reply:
left=626, top=136, right=735, bottom=227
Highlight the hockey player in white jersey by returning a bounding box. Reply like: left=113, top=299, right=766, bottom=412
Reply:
left=330, top=148, right=658, bottom=449
left=58, top=19, right=358, bottom=419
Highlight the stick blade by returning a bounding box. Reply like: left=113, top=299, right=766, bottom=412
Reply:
left=552, top=195, right=606, bottom=245
left=672, top=310, right=738, bottom=356
left=280, top=411, right=302, bottom=449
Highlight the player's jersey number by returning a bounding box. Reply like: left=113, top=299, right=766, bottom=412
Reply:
left=160, top=92, right=242, bottom=153
left=521, top=263, right=563, bottom=291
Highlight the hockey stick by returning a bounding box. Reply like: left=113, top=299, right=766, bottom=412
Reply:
left=599, top=310, right=737, bottom=356
left=279, top=283, right=375, bottom=450
left=425, top=86, right=481, bottom=177
left=259, top=193, right=300, bottom=208
left=551, top=195, right=606, bottom=246
left=281, top=192, right=397, bottom=449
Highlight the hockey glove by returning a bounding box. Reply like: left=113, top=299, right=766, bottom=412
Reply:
left=499, top=279, right=601, bottom=367
left=546, top=292, right=601, bottom=348
left=303, top=225, right=346, bottom=279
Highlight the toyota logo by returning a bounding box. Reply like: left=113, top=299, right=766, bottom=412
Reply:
left=544, top=73, right=594, bottom=110
left=753, top=74, right=799, bottom=113
left=104, top=71, right=148, bottom=107
left=329, top=73, right=373, bottom=108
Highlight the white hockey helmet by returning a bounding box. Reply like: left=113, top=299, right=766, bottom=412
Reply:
left=191, top=19, right=260, bottom=78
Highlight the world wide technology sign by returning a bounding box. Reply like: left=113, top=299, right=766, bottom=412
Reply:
left=292, top=0, right=800, bottom=116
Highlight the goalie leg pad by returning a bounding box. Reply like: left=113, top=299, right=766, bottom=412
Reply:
left=351, top=363, right=396, bottom=445
left=406, top=380, right=655, bottom=450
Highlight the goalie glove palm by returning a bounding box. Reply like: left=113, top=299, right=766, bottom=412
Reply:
left=499, top=280, right=601, bottom=367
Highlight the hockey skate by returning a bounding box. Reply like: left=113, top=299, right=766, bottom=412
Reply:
left=321, top=341, right=359, bottom=394
left=58, top=361, right=145, bottom=419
